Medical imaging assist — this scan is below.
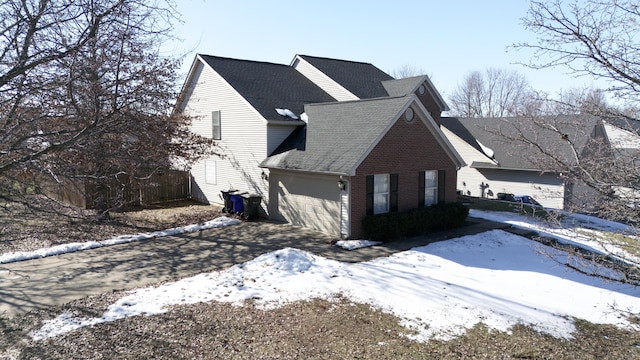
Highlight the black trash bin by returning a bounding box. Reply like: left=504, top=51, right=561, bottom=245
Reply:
left=220, top=189, right=237, bottom=213
left=242, top=194, right=262, bottom=220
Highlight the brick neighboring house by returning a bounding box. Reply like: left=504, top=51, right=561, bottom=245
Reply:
left=176, top=54, right=464, bottom=238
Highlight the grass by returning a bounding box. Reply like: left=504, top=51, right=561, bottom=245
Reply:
left=2, top=294, right=639, bottom=359
left=0, top=196, right=225, bottom=255
left=1, top=195, right=639, bottom=359
left=596, top=231, right=640, bottom=259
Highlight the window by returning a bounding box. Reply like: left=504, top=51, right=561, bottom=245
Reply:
left=212, top=110, right=221, bottom=140
left=419, top=170, right=442, bottom=207
left=423, top=170, right=438, bottom=206
left=366, top=174, right=398, bottom=215
left=373, top=174, right=389, bottom=214
left=205, top=160, right=216, bottom=185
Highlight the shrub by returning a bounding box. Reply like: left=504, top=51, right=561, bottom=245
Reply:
left=362, top=203, right=469, bottom=241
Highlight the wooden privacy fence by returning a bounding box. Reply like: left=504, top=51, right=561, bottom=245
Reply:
left=45, top=170, right=191, bottom=209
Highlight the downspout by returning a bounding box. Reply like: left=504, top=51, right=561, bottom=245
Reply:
left=338, top=175, right=347, bottom=239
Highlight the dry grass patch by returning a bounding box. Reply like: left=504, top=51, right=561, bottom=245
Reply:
left=0, top=196, right=224, bottom=254
left=3, top=294, right=640, bottom=359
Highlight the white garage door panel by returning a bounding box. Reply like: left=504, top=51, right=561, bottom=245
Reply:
left=272, top=172, right=341, bottom=236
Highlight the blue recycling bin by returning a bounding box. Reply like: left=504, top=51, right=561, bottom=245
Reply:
left=220, top=189, right=237, bottom=213
left=229, top=193, right=245, bottom=214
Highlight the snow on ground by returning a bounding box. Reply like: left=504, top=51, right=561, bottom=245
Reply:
left=334, top=239, right=382, bottom=250
left=469, top=209, right=640, bottom=265
left=0, top=217, right=241, bottom=264
left=30, top=228, right=640, bottom=342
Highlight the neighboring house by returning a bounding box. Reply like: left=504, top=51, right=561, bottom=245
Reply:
left=440, top=115, right=640, bottom=209
left=175, top=54, right=464, bottom=238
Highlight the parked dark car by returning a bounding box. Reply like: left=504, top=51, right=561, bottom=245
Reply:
left=497, top=193, right=542, bottom=207
left=514, top=195, right=542, bottom=207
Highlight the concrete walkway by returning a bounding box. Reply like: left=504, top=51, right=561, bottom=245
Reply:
left=0, top=218, right=506, bottom=317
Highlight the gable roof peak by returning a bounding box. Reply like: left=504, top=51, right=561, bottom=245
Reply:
left=292, top=54, right=393, bottom=99
left=196, top=54, right=336, bottom=122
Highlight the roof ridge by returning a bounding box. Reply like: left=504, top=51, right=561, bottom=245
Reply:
left=304, top=94, right=410, bottom=108
left=198, top=53, right=289, bottom=68
left=297, top=54, right=376, bottom=66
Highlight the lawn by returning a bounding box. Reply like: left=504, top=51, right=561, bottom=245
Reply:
left=1, top=196, right=639, bottom=359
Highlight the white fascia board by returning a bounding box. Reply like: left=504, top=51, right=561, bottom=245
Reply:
left=290, top=54, right=359, bottom=101
left=422, top=75, right=450, bottom=112
left=174, top=55, right=205, bottom=115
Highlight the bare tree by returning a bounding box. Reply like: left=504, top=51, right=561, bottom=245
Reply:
left=448, top=68, right=539, bottom=117
left=510, top=0, right=640, bottom=219
left=539, top=87, right=612, bottom=115
left=0, top=0, right=214, bottom=216
left=484, top=0, right=640, bottom=278
left=517, top=0, right=640, bottom=104
left=389, top=64, right=428, bottom=79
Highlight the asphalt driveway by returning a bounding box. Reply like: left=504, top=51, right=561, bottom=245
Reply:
left=0, top=218, right=505, bottom=317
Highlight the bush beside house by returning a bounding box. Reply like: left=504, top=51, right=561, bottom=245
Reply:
left=362, top=202, right=469, bottom=241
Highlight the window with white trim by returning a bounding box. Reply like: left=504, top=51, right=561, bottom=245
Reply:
left=373, top=174, right=389, bottom=214
left=424, top=170, right=438, bottom=206
left=205, top=160, right=217, bottom=185
left=212, top=110, right=221, bottom=140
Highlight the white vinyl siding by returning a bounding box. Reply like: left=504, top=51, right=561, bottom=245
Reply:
left=424, top=170, right=438, bottom=206
left=441, top=127, right=566, bottom=209
left=292, top=57, right=358, bottom=101
left=267, top=125, right=298, bottom=155
left=373, top=174, right=389, bottom=214
left=182, top=58, right=269, bottom=208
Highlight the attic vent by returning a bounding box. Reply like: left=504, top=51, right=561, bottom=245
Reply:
left=418, top=85, right=426, bottom=95
left=405, top=108, right=414, bottom=122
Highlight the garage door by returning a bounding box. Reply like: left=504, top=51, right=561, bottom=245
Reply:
left=270, top=172, right=341, bottom=236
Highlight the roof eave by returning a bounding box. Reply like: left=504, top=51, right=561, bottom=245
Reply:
left=470, top=161, right=563, bottom=173
left=266, top=119, right=306, bottom=126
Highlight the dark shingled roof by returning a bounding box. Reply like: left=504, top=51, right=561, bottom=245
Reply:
left=199, top=55, right=336, bottom=121
left=298, top=55, right=393, bottom=99
left=261, top=96, right=412, bottom=174
left=441, top=115, right=601, bottom=171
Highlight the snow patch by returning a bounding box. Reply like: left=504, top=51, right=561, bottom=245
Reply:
left=335, top=239, right=382, bottom=250
left=31, top=230, right=640, bottom=342
left=0, top=216, right=241, bottom=264
left=476, top=139, right=496, bottom=160
left=275, top=108, right=299, bottom=120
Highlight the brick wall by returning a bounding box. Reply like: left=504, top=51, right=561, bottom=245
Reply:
left=416, top=90, right=442, bottom=126
left=349, top=107, right=457, bottom=238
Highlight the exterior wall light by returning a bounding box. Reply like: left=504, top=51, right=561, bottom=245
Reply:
left=261, top=170, right=268, bottom=181
left=338, top=179, right=346, bottom=191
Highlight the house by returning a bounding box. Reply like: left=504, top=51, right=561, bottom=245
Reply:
left=175, top=54, right=464, bottom=238
left=440, top=115, right=640, bottom=209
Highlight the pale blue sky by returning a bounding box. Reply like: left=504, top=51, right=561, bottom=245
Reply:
left=166, top=0, right=599, bottom=100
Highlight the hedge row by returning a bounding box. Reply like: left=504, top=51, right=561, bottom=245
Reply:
left=362, top=203, right=469, bottom=241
